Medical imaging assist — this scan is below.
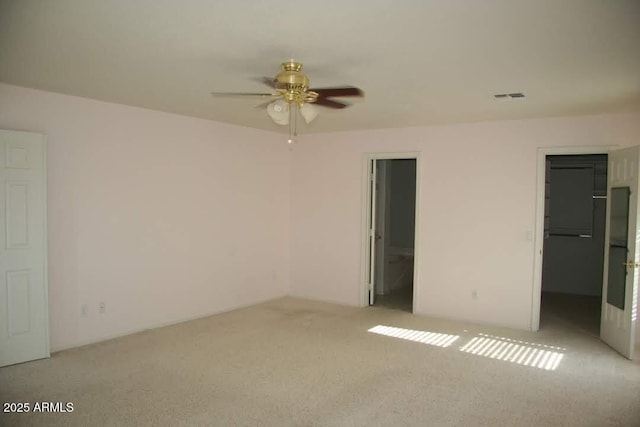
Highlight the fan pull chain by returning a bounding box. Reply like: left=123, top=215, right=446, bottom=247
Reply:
left=288, top=103, right=298, bottom=144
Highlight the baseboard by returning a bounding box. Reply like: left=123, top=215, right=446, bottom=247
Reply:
left=412, top=307, right=531, bottom=332
left=286, top=292, right=360, bottom=308
left=50, top=293, right=287, bottom=353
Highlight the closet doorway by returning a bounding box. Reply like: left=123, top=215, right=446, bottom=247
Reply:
left=539, top=154, right=608, bottom=335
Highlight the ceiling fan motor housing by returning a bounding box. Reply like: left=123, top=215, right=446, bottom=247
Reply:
left=275, top=61, right=317, bottom=105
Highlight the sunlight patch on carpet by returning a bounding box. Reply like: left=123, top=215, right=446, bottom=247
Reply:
left=368, top=325, right=459, bottom=347
left=459, top=333, right=565, bottom=371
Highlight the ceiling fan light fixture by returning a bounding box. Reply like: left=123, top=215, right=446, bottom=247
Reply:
left=300, top=103, right=319, bottom=124
left=267, top=99, right=290, bottom=125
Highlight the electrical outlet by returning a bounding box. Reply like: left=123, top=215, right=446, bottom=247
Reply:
left=81, top=304, right=88, bottom=317
left=99, top=302, right=106, bottom=314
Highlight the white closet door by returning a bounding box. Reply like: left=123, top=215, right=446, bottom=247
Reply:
left=0, top=129, right=48, bottom=367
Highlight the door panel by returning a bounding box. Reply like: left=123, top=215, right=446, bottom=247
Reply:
left=601, top=146, right=639, bottom=359
left=0, top=129, right=48, bottom=367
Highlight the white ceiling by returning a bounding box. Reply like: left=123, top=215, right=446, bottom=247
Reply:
left=1, top=0, right=639, bottom=134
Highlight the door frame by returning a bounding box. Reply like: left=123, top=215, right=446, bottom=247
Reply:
left=531, top=145, right=614, bottom=331
left=360, top=152, right=421, bottom=312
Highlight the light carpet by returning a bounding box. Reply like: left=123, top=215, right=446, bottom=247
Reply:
left=1, top=297, right=639, bottom=426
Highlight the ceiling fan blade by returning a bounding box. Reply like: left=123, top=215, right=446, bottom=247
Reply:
left=310, top=86, right=364, bottom=98
left=313, top=98, right=350, bottom=109
left=211, top=92, right=279, bottom=98
left=257, top=77, right=279, bottom=89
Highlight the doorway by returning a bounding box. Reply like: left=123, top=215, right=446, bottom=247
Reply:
left=539, top=154, right=607, bottom=336
left=363, top=154, right=419, bottom=313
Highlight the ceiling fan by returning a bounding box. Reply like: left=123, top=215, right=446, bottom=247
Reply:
left=211, top=60, right=364, bottom=143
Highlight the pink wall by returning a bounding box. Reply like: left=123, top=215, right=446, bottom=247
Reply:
left=0, top=84, right=291, bottom=351
left=291, top=114, right=640, bottom=329
left=2, top=81, right=639, bottom=348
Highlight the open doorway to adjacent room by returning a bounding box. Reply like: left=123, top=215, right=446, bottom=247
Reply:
left=540, top=154, right=608, bottom=336
left=363, top=155, right=418, bottom=313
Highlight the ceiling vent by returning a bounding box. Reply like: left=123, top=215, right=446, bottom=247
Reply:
left=494, top=92, right=525, bottom=99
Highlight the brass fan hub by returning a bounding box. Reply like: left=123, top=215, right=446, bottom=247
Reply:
left=282, top=61, right=302, bottom=72
left=275, top=61, right=311, bottom=105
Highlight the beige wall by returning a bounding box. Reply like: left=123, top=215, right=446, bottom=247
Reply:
left=0, top=84, right=291, bottom=351
left=290, top=114, right=640, bottom=329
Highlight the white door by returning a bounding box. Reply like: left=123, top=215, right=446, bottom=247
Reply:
left=0, top=129, right=48, bottom=367
left=601, top=145, right=639, bottom=359
left=368, top=159, right=377, bottom=305
left=374, top=160, right=387, bottom=296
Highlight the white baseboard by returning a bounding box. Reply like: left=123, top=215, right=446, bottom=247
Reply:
left=286, top=292, right=360, bottom=308
left=50, top=294, right=287, bottom=353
